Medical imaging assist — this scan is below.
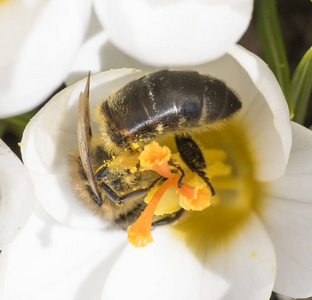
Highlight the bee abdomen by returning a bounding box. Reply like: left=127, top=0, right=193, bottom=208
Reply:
left=100, top=70, right=241, bottom=149
left=200, top=76, right=241, bottom=124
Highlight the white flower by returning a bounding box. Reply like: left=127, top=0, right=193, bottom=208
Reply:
left=65, top=0, right=253, bottom=85
left=0, top=140, right=34, bottom=298
left=92, top=0, right=254, bottom=66
left=4, top=45, right=312, bottom=300
left=0, top=0, right=92, bottom=118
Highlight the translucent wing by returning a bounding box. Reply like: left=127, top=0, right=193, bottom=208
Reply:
left=77, top=72, right=102, bottom=206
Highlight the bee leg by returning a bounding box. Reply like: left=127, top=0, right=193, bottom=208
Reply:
left=99, top=173, right=163, bottom=205
left=152, top=208, right=184, bottom=227
left=94, top=166, right=108, bottom=180
left=175, top=134, right=215, bottom=196
left=100, top=182, right=122, bottom=205
left=118, top=176, right=163, bottom=202
left=119, top=189, right=148, bottom=202
left=194, top=170, right=215, bottom=196
left=100, top=181, right=149, bottom=205
left=168, top=159, right=185, bottom=188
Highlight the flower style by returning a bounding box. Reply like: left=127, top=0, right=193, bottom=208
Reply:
left=0, top=140, right=34, bottom=298
left=4, top=45, right=312, bottom=300
left=128, top=141, right=212, bottom=247
left=0, top=0, right=92, bottom=118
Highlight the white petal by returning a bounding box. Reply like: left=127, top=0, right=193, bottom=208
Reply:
left=178, top=45, right=291, bottom=181
left=228, top=45, right=292, bottom=181
left=102, top=212, right=275, bottom=300
left=4, top=202, right=127, bottom=300
left=0, top=247, right=9, bottom=299
left=65, top=31, right=157, bottom=86
left=0, top=140, right=34, bottom=248
left=0, top=0, right=92, bottom=118
left=0, top=0, right=43, bottom=66
left=21, top=70, right=148, bottom=228
left=93, top=0, right=253, bottom=66
left=258, top=122, right=312, bottom=298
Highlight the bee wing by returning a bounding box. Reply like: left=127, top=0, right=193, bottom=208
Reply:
left=77, top=72, right=102, bottom=206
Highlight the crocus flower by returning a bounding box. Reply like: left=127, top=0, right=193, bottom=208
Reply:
left=0, top=140, right=34, bottom=298
left=4, top=45, right=312, bottom=300
left=0, top=0, right=92, bottom=118
left=65, top=0, right=253, bottom=84
left=92, top=0, right=254, bottom=66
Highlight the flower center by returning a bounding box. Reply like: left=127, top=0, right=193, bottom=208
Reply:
left=127, top=121, right=259, bottom=248
left=127, top=141, right=213, bottom=247
left=173, top=123, right=260, bottom=251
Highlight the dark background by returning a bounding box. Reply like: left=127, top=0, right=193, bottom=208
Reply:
left=240, top=0, right=312, bottom=127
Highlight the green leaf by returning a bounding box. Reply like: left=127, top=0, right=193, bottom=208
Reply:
left=0, top=121, right=7, bottom=138
left=256, top=0, right=293, bottom=117
left=0, top=108, right=39, bottom=140
left=292, top=47, right=312, bottom=125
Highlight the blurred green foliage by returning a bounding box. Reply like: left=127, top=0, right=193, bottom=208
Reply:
left=256, top=0, right=312, bottom=124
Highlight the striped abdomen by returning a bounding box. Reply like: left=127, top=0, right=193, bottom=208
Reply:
left=99, top=70, right=241, bottom=150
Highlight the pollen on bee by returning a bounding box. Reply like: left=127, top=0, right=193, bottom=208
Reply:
left=127, top=141, right=212, bottom=247
left=129, top=166, right=138, bottom=173
left=130, top=142, right=140, bottom=150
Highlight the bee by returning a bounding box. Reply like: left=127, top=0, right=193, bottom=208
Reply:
left=69, top=70, right=241, bottom=229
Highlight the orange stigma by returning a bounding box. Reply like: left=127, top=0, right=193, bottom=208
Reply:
left=127, top=142, right=212, bottom=247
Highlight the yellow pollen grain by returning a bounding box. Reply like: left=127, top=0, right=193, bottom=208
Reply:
left=130, top=142, right=140, bottom=150
left=129, top=166, right=138, bottom=174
